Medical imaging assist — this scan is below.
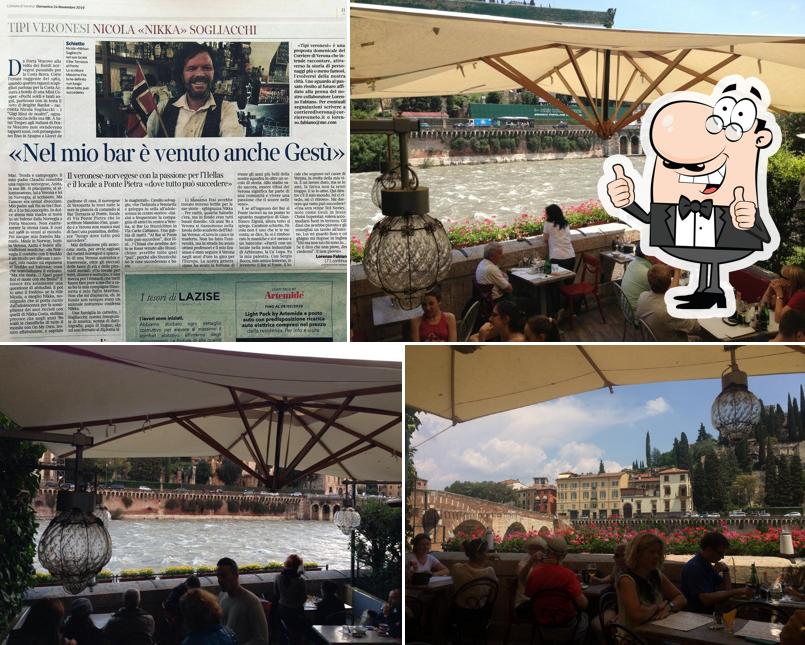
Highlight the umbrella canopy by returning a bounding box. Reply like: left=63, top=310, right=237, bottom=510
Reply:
left=0, top=346, right=402, bottom=487
left=406, top=345, right=805, bottom=423
left=351, top=4, right=805, bottom=135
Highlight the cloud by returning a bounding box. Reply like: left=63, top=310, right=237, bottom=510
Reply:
left=644, top=397, right=671, bottom=416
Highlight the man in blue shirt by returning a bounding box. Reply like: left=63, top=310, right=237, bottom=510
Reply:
left=681, top=532, right=752, bottom=613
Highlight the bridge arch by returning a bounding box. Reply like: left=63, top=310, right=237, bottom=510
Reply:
left=311, top=503, right=320, bottom=520
left=630, top=135, right=640, bottom=155
left=322, top=504, right=331, bottom=521
left=453, top=519, right=486, bottom=539
left=619, top=136, right=628, bottom=155
left=504, top=522, right=526, bottom=538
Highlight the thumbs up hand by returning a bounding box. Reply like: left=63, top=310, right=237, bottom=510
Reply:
left=730, top=186, right=756, bottom=230
left=607, top=164, right=635, bottom=209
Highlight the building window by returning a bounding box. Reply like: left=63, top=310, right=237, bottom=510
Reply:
left=664, top=500, right=670, bottom=512
left=571, top=493, right=577, bottom=501
left=600, top=491, right=606, bottom=499
left=664, top=486, right=671, bottom=496
left=612, top=491, right=619, bottom=498
left=583, top=492, right=589, bottom=500
left=680, top=486, right=687, bottom=497
left=664, top=475, right=669, bottom=482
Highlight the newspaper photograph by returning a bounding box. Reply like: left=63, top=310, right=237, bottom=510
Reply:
left=0, top=0, right=348, bottom=341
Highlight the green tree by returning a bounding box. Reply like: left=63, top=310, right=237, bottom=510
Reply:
left=195, top=460, right=211, bottom=485
left=692, top=460, right=706, bottom=512
left=0, top=417, right=42, bottom=633
left=485, top=92, right=502, bottom=104
left=735, top=438, right=751, bottom=473
left=128, top=458, right=162, bottom=482
left=791, top=454, right=804, bottom=506
left=762, top=149, right=805, bottom=273
left=645, top=432, right=651, bottom=467
left=702, top=452, right=724, bottom=512
left=764, top=448, right=778, bottom=507
left=790, top=398, right=801, bottom=443
left=444, top=481, right=516, bottom=504
left=353, top=501, right=402, bottom=599
left=677, top=432, right=691, bottom=470
left=730, top=474, right=759, bottom=509
left=696, top=423, right=714, bottom=443
left=217, top=459, right=242, bottom=486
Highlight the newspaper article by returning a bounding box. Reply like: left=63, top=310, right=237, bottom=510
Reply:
left=0, top=0, right=348, bottom=341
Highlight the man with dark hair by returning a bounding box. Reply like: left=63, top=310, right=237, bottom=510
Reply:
left=147, top=42, right=244, bottom=137
left=637, top=264, right=702, bottom=340
left=681, top=532, right=752, bottom=613
left=217, top=557, right=269, bottom=645
left=772, top=308, right=805, bottom=342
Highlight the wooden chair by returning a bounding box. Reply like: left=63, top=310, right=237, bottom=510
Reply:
left=559, top=254, right=606, bottom=329
left=458, top=300, right=480, bottom=342
left=597, top=591, right=618, bottom=637
left=471, top=280, right=495, bottom=331
left=603, top=622, right=648, bottom=645
left=733, top=601, right=791, bottom=624
left=446, top=577, right=499, bottom=645
left=612, top=282, right=642, bottom=341
left=638, top=317, right=658, bottom=342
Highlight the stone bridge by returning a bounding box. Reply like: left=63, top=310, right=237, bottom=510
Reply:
left=409, top=489, right=553, bottom=547
left=33, top=488, right=389, bottom=521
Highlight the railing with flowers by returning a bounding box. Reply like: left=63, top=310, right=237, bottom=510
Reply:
left=442, top=523, right=805, bottom=557
left=350, top=200, right=618, bottom=264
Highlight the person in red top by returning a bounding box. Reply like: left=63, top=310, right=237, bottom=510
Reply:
left=525, top=536, right=589, bottom=642
left=411, top=288, right=457, bottom=342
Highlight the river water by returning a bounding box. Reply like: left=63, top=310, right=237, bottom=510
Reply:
left=34, top=519, right=351, bottom=573
left=350, top=157, right=646, bottom=236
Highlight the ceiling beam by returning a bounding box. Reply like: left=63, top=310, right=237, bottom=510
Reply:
left=290, top=409, right=355, bottom=480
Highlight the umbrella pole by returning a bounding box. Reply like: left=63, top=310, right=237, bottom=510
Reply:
left=350, top=481, right=357, bottom=586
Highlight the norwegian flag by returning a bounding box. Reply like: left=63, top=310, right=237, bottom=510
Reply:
left=126, top=62, right=157, bottom=137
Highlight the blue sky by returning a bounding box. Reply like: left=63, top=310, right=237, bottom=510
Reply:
left=413, top=371, right=805, bottom=490
left=554, top=0, right=803, bottom=36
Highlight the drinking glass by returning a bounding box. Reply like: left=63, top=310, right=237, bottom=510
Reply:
left=723, top=609, right=737, bottom=635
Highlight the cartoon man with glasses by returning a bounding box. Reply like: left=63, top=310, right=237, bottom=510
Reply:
left=598, top=76, right=781, bottom=316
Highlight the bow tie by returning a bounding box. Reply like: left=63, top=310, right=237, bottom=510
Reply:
left=678, top=196, right=713, bottom=219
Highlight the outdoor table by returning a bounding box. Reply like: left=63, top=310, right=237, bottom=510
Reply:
left=304, top=600, right=353, bottom=615
left=312, top=624, right=401, bottom=644
left=600, top=250, right=635, bottom=286
left=698, top=311, right=778, bottom=341
left=600, top=250, right=636, bottom=265
left=90, top=612, right=114, bottom=629
left=582, top=583, right=611, bottom=601
left=509, top=265, right=576, bottom=315
left=407, top=576, right=454, bottom=645
left=634, top=613, right=780, bottom=645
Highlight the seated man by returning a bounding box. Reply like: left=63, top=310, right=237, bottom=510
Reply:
left=516, top=537, right=547, bottom=609
left=217, top=557, right=269, bottom=645
left=771, top=308, right=805, bottom=342
left=104, top=589, right=156, bottom=645
left=620, top=243, right=652, bottom=312
left=681, top=532, right=752, bottom=613
left=637, top=264, right=702, bottom=341
left=525, top=537, right=588, bottom=642
left=316, top=580, right=346, bottom=625
left=475, top=242, right=512, bottom=302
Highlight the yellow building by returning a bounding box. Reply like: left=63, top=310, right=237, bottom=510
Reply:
left=556, top=471, right=630, bottom=520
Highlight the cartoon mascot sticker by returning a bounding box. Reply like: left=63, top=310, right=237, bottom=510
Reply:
left=597, top=75, right=781, bottom=317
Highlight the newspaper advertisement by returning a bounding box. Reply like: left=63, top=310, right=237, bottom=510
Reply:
left=0, top=0, right=348, bottom=341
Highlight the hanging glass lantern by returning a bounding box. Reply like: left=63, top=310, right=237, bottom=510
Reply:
left=711, top=348, right=761, bottom=444
left=38, top=491, right=112, bottom=594
left=358, top=119, right=452, bottom=310
left=333, top=506, right=361, bottom=536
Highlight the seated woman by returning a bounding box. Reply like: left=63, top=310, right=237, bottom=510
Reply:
left=591, top=542, right=627, bottom=586
left=470, top=300, right=526, bottom=342
left=451, top=539, right=498, bottom=611
left=761, top=264, right=805, bottom=323
left=179, top=589, right=238, bottom=645
left=524, top=315, right=560, bottom=342
left=411, top=288, right=457, bottom=342
left=616, top=532, right=686, bottom=629
left=409, top=533, right=450, bottom=576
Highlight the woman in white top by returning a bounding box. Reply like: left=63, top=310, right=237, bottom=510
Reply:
left=542, top=204, right=576, bottom=316
left=409, top=533, right=450, bottom=576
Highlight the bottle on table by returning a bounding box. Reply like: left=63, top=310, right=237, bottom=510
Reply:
left=770, top=575, right=784, bottom=601
left=544, top=254, right=552, bottom=275
left=749, top=563, right=760, bottom=597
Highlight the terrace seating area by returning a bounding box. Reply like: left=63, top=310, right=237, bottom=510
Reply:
left=351, top=224, right=791, bottom=343
left=6, top=571, right=399, bottom=645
